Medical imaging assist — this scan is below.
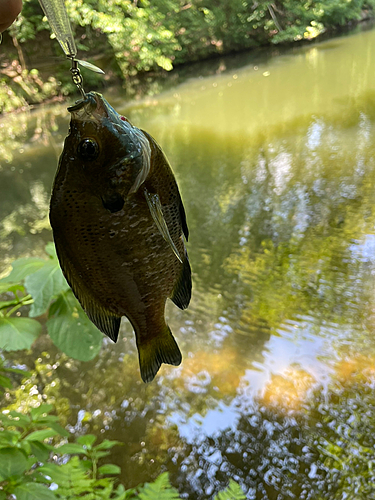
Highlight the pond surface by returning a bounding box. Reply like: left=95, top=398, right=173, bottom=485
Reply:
left=1, top=25, right=375, bottom=499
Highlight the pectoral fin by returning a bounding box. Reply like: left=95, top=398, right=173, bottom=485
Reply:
left=144, top=188, right=183, bottom=263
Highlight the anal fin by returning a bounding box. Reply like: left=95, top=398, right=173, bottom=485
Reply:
left=171, top=254, right=192, bottom=310
left=137, top=325, right=182, bottom=383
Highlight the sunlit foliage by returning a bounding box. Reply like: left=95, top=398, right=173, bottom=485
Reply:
left=1, top=0, right=375, bottom=111
left=0, top=243, right=102, bottom=361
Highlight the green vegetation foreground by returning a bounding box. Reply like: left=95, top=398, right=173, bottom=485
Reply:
left=1, top=0, right=375, bottom=112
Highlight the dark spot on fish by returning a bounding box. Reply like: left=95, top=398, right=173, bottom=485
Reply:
left=101, top=192, right=125, bottom=213
left=77, top=138, right=99, bottom=161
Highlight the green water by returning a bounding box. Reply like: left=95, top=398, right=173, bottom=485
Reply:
left=2, top=26, right=375, bottom=498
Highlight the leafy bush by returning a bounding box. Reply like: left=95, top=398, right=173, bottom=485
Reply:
left=2, top=0, right=375, bottom=112
left=0, top=397, right=245, bottom=499
left=0, top=243, right=102, bottom=362
left=0, top=400, right=125, bottom=499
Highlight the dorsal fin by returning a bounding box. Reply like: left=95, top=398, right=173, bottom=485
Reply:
left=141, top=128, right=189, bottom=241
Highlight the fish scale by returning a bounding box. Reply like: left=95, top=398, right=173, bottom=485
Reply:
left=50, top=92, right=191, bottom=382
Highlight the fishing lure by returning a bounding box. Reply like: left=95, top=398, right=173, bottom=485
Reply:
left=37, top=0, right=104, bottom=96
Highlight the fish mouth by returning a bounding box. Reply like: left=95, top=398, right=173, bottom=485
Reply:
left=67, top=92, right=98, bottom=115
left=67, top=92, right=124, bottom=127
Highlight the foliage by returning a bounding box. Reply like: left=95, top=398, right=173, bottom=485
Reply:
left=0, top=398, right=126, bottom=499
left=0, top=44, right=60, bottom=114
left=1, top=0, right=375, bottom=112
left=0, top=368, right=246, bottom=499
left=213, top=480, right=246, bottom=500
left=0, top=357, right=29, bottom=394
left=0, top=243, right=102, bottom=361
left=137, top=472, right=180, bottom=499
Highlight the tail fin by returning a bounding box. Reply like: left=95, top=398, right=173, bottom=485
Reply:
left=137, top=326, right=182, bottom=383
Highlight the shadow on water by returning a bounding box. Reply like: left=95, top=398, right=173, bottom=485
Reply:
left=1, top=24, right=375, bottom=499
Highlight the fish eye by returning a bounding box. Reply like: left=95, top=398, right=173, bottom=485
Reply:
left=77, top=138, right=99, bottom=161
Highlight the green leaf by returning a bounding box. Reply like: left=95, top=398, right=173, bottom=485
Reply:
left=36, top=415, right=60, bottom=423
left=0, top=317, right=41, bottom=351
left=29, top=441, right=52, bottom=462
left=213, top=480, right=246, bottom=500
left=26, top=456, right=39, bottom=469
left=0, top=448, right=28, bottom=479
left=79, top=458, right=92, bottom=471
left=47, top=291, right=102, bottom=361
left=45, top=242, right=57, bottom=258
left=39, top=457, right=91, bottom=494
left=77, top=434, right=96, bottom=447
left=0, top=374, right=12, bottom=388
left=34, top=416, right=69, bottom=437
left=30, top=404, right=54, bottom=421
left=0, top=282, right=25, bottom=294
left=20, top=440, right=31, bottom=456
left=1, top=258, right=45, bottom=283
left=114, top=484, right=137, bottom=500
left=138, top=473, right=179, bottom=500
left=3, top=366, right=31, bottom=375
left=56, top=443, right=85, bottom=455
left=24, top=429, right=59, bottom=441
left=7, top=411, right=31, bottom=428
left=41, top=421, right=69, bottom=437
left=0, top=429, right=20, bottom=447
left=13, top=482, right=56, bottom=500
left=9, top=410, right=30, bottom=419
left=94, top=439, right=121, bottom=450
left=25, top=260, right=69, bottom=317
left=98, top=464, right=121, bottom=475
left=38, top=463, right=73, bottom=484
left=92, top=450, right=110, bottom=459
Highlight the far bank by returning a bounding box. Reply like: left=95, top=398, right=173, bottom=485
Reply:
left=1, top=0, right=375, bottom=113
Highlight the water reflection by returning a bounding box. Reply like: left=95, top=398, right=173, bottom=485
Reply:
left=1, top=24, right=375, bottom=499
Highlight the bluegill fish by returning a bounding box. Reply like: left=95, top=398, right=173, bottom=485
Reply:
left=50, top=92, right=191, bottom=382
